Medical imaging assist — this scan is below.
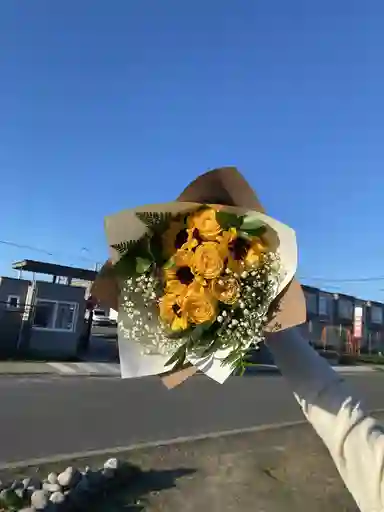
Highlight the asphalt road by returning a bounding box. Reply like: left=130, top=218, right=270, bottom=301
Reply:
left=1, top=373, right=384, bottom=464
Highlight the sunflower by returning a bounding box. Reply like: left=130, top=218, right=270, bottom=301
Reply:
left=226, top=237, right=250, bottom=274
left=159, top=293, right=189, bottom=332
left=163, top=262, right=205, bottom=296
left=164, top=265, right=194, bottom=296
left=162, top=221, right=197, bottom=259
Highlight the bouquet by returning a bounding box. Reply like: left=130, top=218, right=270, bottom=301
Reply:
left=100, top=168, right=302, bottom=386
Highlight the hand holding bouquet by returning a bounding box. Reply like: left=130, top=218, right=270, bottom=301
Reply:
left=94, top=167, right=305, bottom=387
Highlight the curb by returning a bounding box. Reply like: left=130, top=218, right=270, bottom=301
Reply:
left=2, top=407, right=384, bottom=471
left=238, top=365, right=384, bottom=375
left=0, top=363, right=382, bottom=378
left=0, top=420, right=313, bottom=470
left=0, top=362, right=121, bottom=377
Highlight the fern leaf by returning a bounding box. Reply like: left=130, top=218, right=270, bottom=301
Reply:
left=111, top=240, right=138, bottom=256
left=136, top=211, right=173, bottom=231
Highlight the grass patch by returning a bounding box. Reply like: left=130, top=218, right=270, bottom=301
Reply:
left=357, top=354, right=384, bottom=365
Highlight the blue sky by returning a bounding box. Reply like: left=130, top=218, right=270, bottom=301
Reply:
left=1, top=0, right=384, bottom=300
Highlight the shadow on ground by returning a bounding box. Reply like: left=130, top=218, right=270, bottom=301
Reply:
left=96, top=467, right=196, bottom=511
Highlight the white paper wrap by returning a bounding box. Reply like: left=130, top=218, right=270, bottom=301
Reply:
left=105, top=202, right=298, bottom=384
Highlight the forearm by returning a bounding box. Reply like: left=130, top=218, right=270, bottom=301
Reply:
left=267, top=327, right=384, bottom=512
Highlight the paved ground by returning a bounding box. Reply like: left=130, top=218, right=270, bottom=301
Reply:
left=91, top=325, right=117, bottom=338
left=0, top=372, right=383, bottom=464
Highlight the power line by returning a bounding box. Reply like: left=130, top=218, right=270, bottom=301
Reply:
left=0, top=239, right=102, bottom=269
left=300, top=275, right=384, bottom=283
left=0, top=240, right=54, bottom=256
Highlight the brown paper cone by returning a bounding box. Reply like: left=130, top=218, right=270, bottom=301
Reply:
left=91, top=166, right=306, bottom=388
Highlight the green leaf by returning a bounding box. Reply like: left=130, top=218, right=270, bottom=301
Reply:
left=215, top=211, right=243, bottom=230
left=113, top=254, right=137, bottom=277
left=111, top=239, right=138, bottom=256
left=202, top=336, right=224, bottom=356
left=0, top=489, right=22, bottom=509
left=149, top=233, right=164, bottom=263
left=241, top=226, right=267, bottom=238
left=241, top=214, right=266, bottom=232
left=190, top=321, right=213, bottom=341
left=237, top=230, right=252, bottom=241
left=135, top=257, right=152, bottom=274
left=136, top=211, right=173, bottom=232
left=221, top=350, right=243, bottom=367
left=165, top=344, right=187, bottom=368
left=238, top=365, right=246, bottom=377
left=167, top=326, right=193, bottom=340
left=163, top=257, right=176, bottom=270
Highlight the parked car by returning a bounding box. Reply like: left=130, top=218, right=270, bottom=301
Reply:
left=92, top=309, right=117, bottom=326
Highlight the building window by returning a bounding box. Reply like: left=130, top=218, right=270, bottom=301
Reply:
left=304, top=292, right=317, bottom=314
left=371, top=306, right=383, bottom=324
left=55, top=302, right=77, bottom=330
left=319, top=294, right=332, bottom=316
left=338, top=298, right=353, bottom=320
left=33, top=300, right=78, bottom=332
left=7, top=295, right=20, bottom=309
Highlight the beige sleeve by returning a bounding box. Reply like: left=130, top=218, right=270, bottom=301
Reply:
left=267, top=327, right=384, bottom=512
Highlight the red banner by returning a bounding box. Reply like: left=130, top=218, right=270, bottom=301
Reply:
left=353, top=306, right=363, bottom=339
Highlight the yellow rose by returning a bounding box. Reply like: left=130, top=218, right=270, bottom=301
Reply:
left=210, top=276, right=240, bottom=305
left=159, top=293, right=189, bottom=332
left=187, top=208, right=222, bottom=241
left=182, top=289, right=217, bottom=325
left=244, top=237, right=267, bottom=269
left=191, top=242, right=224, bottom=279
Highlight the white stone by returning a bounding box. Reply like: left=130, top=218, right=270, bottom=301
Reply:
left=50, top=491, right=66, bottom=504
left=31, top=489, right=49, bottom=510
left=103, top=458, right=120, bottom=471
left=57, top=466, right=81, bottom=488
left=22, top=478, right=31, bottom=489
left=47, top=472, right=58, bottom=484
left=42, top=482, right=61, bottom=493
